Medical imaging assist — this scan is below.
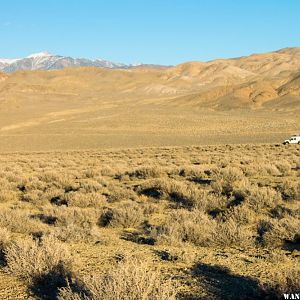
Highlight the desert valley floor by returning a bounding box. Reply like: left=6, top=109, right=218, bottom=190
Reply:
left=0, top=98, right=298, bottom=152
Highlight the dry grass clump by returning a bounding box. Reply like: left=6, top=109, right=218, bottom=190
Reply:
left=63, top=192, right=107, bottom=208
left=221, top=203, right=256, bottom=225
left=5, top=235, right=73, bottom=295
left=269, top=204, right=298, bottom=219
left=257, top=217, right=300, bottom=247
left=156, top=209, right=216, bottom=246
left=37, top=207, right=100, bottom=242
left=156, top=209, right=253, bottom=247
left=163, top=180, right=201, bottom=208
left=119, top=166, right=165, bottom=180
left=98, top=201, right=145, bottom=228
left=212, top=218, right=253, bottom=247
left=0, top=228, right=11, bottom=248
left=0, top=178, right=14, bottom=189
left=103, top=184, right=139, bottom=203
left=138, top=178, right=205, bottom=208
left=59, top=257, right=177, bottom=300
left=38, top=171, right=74, bottom=187
left=0, top=208, right=47, bottom=234
left=245, top=162, right=281, bottom=176
left=275, top=160, right=292, bottom=176
left=246, top=186, right=282, bottom=211
left=0, top=228, right=11, bottom=264
left=279, top=180, right=300, bottom=201
left=261, top=269, right=300, bottom=297
left=177, top=165, right=212, bottom=178
left=78, top=180, right=103, bottom=193
left=53, top=224, right=99, bottom=243
left=0, top=189, right=18, bottom=202
left=211, top=166, right=245, bottom=196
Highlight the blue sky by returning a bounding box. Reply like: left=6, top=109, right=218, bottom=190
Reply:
left=0, top=0, right=299, bottom=65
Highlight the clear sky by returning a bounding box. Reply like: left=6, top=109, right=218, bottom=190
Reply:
left=0, top=0, right=299, bottom=65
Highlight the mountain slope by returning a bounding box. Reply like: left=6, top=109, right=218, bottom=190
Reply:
left=278, top=72, right=300, bottom=96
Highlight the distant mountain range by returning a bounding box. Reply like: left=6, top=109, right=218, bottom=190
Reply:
left=0, top=47, right=300, bottom=112
left=0, top=51, right=167, bottom=72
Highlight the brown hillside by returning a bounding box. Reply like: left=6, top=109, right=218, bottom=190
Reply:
left=0, top=72, right=8, bottom=82
left=278, top=73, right=300, bottom=96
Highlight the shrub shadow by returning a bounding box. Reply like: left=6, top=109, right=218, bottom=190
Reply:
left=29, top=265, right=85, bottom=300
left=191, top=263, right=271, bottom=300
left=121, top=231, right=156, bottom=245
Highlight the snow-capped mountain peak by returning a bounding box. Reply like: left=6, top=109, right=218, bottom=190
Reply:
left=0, top=52, right=165, bottom=73
left=0, top=58, right=20, bottom=64
left=0, top=52, right=131, bottom=72
left=26, top=51, right=53, bottom=58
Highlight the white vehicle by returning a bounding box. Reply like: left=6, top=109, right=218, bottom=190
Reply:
left=283, top=134, right=300, bottom=145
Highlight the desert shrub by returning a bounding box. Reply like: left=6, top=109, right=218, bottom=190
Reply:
left=52, top=204, right=99, bottom=226
left=1, top=170, right=23, bottom=183
left=279, top=180, right=300, bottom=201
left=138, top=178, right=170, bottom=199
left=39, top=171, right=76, bottom=187
left=253, top=163, right=281, bottom=176
left=270, top=205, right=298, bottom=219
left=261, top=269, right=300, bottom=297
left=98, top=201, right=145, bottom=228
left=0, top=208, right=47, bottom=234
left=178, top=165, right=213, bottom=179
left=64, top=192, right=107, bottom=208
left=100, top=166, right=116, bottom=177
left=43, top=187, right=66, bottom=201
left=58, top=258, right=177, bottom=300
left=138, top=178, right=204, bottom=208
left=21, top=189, right=46, bottom=205
left=19, top=177, right=47, bottom=192
left=5, top=235, right=73, bottom=286
left=122, top=166, right=164, bottom=180
left=246, top=186, right=281, bottom=211
left=221, top=204, right=255, bottom=225
left=20, top=186, right=66, bottom=205
left=212, top=218, right=253, bottom=247
left=257, top=217, right=300, bottom=248
left=166, top=181, right=201, bottom=208
left=191, top=190, right=223, bottom=212
left=156, top=207, right=254, bottom=247
left=79, top=180, right=103, bottom=193
left=241, top=163, right=259, bottom=177
left=0, top=190, right=18, bottom=202
left=0, top=178, right=13, bottom=189
left=0, top=228, right=11, bottom=264
left=211, top=167, right=245, bottom=196
left=84, top=169, right=99, bottom=179
left=275, top=161, right=291, bottom=176
left=157, top=209, right=216, bottom=246
left=103, top=185, right=138, bottom=203
left=44, top=207, right=99, bottom=242
left=53, top=224, right=99, bottom=243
